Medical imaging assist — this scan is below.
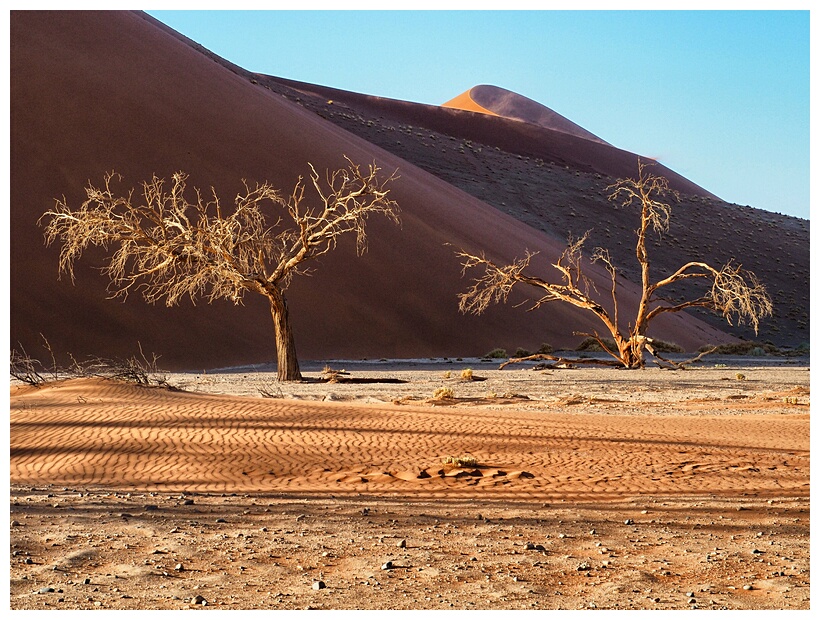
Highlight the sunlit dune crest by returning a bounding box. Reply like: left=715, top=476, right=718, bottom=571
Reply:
left=443, top=84, right=610, bottom=145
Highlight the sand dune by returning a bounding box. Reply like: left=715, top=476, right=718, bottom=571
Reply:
left=443, top=84, right=610, bottom=145
left=10, top=10, right=733, bottom=370
left=9, top=371, right=810, bottom=610
left=10, top=377, right=809, bottom=499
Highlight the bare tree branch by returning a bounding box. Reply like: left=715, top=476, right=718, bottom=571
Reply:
left=41, top=158, right=400, bottom=381
left=456, top=159, right=772, bottom=369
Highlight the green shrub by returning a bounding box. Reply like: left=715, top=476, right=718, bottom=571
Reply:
left=649, top=339, right=684, bottom=353
left=698, top=342, right=779, bottom=355
left=536, top=343, right=553, bottom=354
left=483, top=348, right=507, bottom=359
left=514, top=347, right=532, bottom=358
left=575, top=337, right=617, bottom=352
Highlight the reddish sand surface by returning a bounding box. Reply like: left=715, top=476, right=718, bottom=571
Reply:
left=14, top=10, right=808, bottom=373
left=8, top=11, right=810, bottom=611
left=443, top=84, right=610, bottom=145
left=9, top=361, right=810, bottom=610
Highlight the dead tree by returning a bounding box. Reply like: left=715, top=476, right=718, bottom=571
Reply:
left=40, top=157, right=400, bottom=381
left=456, top=161, right=772, bottom=369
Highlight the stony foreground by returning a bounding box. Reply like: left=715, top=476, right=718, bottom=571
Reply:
left=9, top=489, right=810, bottom=610
left=10, top=362, right=810, bottom=609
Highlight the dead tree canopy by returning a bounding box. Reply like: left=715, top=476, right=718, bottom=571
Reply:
left=41, top=157, right=400, bottom=381
left=456, top=160, right=772, bottom=369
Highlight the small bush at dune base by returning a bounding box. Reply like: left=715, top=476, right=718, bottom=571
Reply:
left=460, top=368, right=474, bottom=381
left=648, top=339, right=684, bottom=353
left=575, top=337, right=617, bottom=353
left=483, top=348, right=507, bottom=359
left=698, top=342, right=779, bottom=355
left=433, top=387, right=454, bottom=400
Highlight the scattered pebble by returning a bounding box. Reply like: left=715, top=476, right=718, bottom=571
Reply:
left=381, top=561, right=394, bottom=570
left=312, top=581, right=326, bottom=590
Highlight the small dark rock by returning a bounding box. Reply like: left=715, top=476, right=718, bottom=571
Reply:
left=381, top=561, right=394, bottom=570
left=144, top=505, right=159, bottom=511
left=312, top=581, right=326, bottom=590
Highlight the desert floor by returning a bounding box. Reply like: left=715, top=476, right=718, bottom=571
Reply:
left=9, top=356, right=810, bottom=610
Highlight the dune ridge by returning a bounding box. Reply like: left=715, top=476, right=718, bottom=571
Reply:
left=443, top=84, right=610, bottom=145
left=10, top=10, right=734, bottom=370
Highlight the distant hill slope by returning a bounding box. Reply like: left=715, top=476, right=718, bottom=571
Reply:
left=260, top=77, right=808, bottom=348
left=10, top=11, right=803, bottom=374
left=443, top=84, right=611, bottom=146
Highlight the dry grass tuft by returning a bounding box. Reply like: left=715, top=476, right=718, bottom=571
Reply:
left=442, top=454, right=478, bottom=467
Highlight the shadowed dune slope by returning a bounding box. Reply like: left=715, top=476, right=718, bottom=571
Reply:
left=11, top=11, right=734, bottom=370
left=261, top=77, right=808, bottom=347
left=443, top=84, right=610, bottom=145
left=262, top=75, right=716, bottom=200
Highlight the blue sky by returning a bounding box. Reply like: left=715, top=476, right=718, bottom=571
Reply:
left=147, top=9, right=811, bottom=220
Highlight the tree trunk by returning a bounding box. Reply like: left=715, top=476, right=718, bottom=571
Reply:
left=268, top=288, right=302, bottom=382
left=619, top=335, right=647, bottom=369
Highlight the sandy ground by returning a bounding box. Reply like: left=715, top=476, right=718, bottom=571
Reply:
left=9, top=358, right=810, bottom=610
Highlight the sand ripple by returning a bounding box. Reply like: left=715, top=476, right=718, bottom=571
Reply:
left=10, top=378, right=809, bottom=500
